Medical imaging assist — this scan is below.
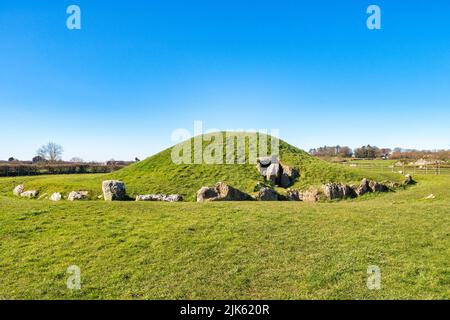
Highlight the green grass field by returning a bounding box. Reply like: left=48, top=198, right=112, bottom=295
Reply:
left=0, top=174, right=448, bottom=299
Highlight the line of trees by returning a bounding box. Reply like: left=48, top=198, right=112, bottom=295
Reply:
left=309, top=146, right=353, bottom=158
left=353, top=146, right=391, bottom=159
left=390, top=149, right=450, bottom=161
left=309, top=145, right=450, bottom=161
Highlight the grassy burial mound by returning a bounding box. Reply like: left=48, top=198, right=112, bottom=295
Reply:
left=0, top=132, right=402, bottom=201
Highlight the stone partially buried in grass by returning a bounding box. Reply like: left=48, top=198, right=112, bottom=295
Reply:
left=135, top=194, right=183, bottom=202
left=49, top=192, right=62, bottom=202
left=20, top=190, right=38, bottom=198
left=255, top=187, right=279, bottom=201
left=369, top=180, right=389, bottom=193
left=197, top=182, right=252, bottom=202
left=68, top=191, right=89, bottom=201
left=13, top=185, right=25, bottom=196
left=301, top=188, right=321, bottom=203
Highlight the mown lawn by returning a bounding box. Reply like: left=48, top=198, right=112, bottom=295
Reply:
left=0, top=175, right=448, bottom=299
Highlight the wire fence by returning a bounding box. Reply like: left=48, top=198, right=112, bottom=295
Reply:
left=338, top=162, right=450, bottom=176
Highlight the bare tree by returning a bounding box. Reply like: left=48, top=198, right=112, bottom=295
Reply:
left=37, top=142, right=64, bottom=162
left=70, top=157, right=84, bottom=163
left=32, top=155, right=46, bottom=163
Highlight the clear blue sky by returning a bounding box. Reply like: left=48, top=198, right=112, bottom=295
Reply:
left=1, top=0, right=449, bottom=161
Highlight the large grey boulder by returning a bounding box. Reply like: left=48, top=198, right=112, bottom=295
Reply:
left=13, top=185, right=25, bottom=196
left=322, top=183, right=356, bottom=200
left=102, top=180, right=126, bottom=201
left=196, top=182, right=251, bottom=202
left=68, top=191, right=89, bottom=201
left=136, top=194, right=183, bottom=202
left=20, top=190, right=38, bottom=198
left=50, top=192, right=62, bottom=202
left=256, top=187, right=278, bottom=201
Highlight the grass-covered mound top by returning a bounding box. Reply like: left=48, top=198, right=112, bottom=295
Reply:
left=0, top=132, right=401, bottom=201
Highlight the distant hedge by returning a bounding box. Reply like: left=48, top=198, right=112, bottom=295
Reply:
left=0, top=163, right=128, bottom=177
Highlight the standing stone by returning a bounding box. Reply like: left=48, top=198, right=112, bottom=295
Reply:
left=13, top=185, right=25, bottom=196
left=356, top=178, right=371, bottom=196
left=102, top=180, right=126, bottom=201
left=50, top=192, right=62, bottom=202
left=266, top=163, right=280, bottom=184
left=279, top=164, right=299, bottom=188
